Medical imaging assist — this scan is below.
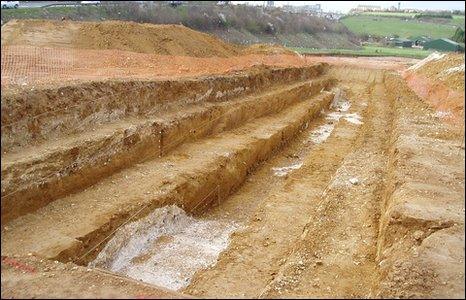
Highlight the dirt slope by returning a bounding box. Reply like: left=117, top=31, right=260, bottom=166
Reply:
left=1, top=19, right=242, bottom=57
left=407, top=52, right=465, bottom=91
left=75, top=21, right=242, bottom=57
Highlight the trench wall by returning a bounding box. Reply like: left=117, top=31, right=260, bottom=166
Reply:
left=1, top=64, right=326, bottom=152
left=375, top=73, right=464, bottom=298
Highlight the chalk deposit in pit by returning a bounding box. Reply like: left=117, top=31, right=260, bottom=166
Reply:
left=90, top=205, right=239, bottom=290
left=309, top=94, right=363, bottom=146
left=272, top=162, right=304, bottom=177
left=309, top=123, right=334, bottom=144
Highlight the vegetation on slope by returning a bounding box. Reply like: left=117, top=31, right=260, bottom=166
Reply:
left=452, top=27, right=465, bottom=43
left=0, top=3, right=359, bottom=49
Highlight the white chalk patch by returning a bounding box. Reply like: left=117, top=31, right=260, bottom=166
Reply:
left=349, top=178, right=359, bottom=185
left=335, top=100, right=351, bottom=112
left=343, top=113, right=364, bottom=125
left=330, top=96, right=351, bottom=112
left=408, top=52, right=446, bottom=71
left=310, top=124, right=335, bottom=144
left=326, top=111, right=343, bottom=121
left=326, top=112, right=363, bottom=125
left=272, top=162, right=303, bottom=177
left=440, top=64, right=465, bottom=76
left=434, top=110, right=453, bottom=118
left=90, top=205, right=239, bottom=291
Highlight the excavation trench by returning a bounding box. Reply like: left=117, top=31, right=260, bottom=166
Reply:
left=77, top=88, right=358, bottom=292
left=60, top=90, right=336, bottom=266
left=3, top=65, right=460, bottom=298
left=1, top=66, right=379, bottom=294
left=2, top=65, right=336, bottom=261
left=68, top=70, right=374, bottom=293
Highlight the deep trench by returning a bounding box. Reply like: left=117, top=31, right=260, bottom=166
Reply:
left=2, top=65, right=407, bottom=297
left=67, top=70, right=387, bottom=296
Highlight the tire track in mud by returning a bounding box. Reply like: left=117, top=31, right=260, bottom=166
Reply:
left=184, top=81, right=374, bottom=298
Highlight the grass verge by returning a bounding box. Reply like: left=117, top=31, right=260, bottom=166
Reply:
left=291, top=45, right=434, bottom=59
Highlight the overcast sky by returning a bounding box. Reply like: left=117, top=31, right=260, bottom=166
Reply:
left=232, top=1, right=466, bottom=13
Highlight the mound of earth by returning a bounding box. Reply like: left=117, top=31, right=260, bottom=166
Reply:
left=74, top=21, right=242, bottom=57
left=1, top=19, right=242, bottom=57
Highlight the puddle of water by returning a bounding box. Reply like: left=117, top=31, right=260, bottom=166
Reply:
left=272, top=162, right=303, bottom=177
left=89, top=205, right=239, bottom=291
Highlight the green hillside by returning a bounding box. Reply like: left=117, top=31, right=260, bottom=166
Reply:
left=341, top=14, right=463, bottom=38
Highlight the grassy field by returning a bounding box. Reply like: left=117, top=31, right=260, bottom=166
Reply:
left=452, top=15, right=466, bottom=27
left=360, top=11, right=465, bottom=25
left=341, top=15, right=463, bottom=38
left=361, top=11, right=417, bottom=17
left=291, top=45, right=434, bottom=59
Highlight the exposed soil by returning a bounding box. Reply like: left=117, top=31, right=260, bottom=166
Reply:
left=403, top=53, right=465, bottom=127
left=1, top=20, right=464, bottom=299
left=1, top=19, right=242, bottom=57
left=1, top=19, right=415, bottom=89
left=1, top=255, right=190, bottom=299
left=408, top=53, right=465, bottom=92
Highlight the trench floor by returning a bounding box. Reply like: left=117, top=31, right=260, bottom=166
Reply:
left=182, top=81, right=385, bottom=298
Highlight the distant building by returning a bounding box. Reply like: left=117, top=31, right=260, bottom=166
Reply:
left=282, top=4, right=322, bottom=14
left=391, top=38, right=413, bottom=48
left=301, top=4, right=321, bottom=13
left=266, top=1, right=274, bottom=7
left=354, top=5, right=382, bottom=12
left=324, top=12, right=343, bottom=20
left=423, top=38, right=465, bottom=52
left=409, top=36, right=432, bottom=47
